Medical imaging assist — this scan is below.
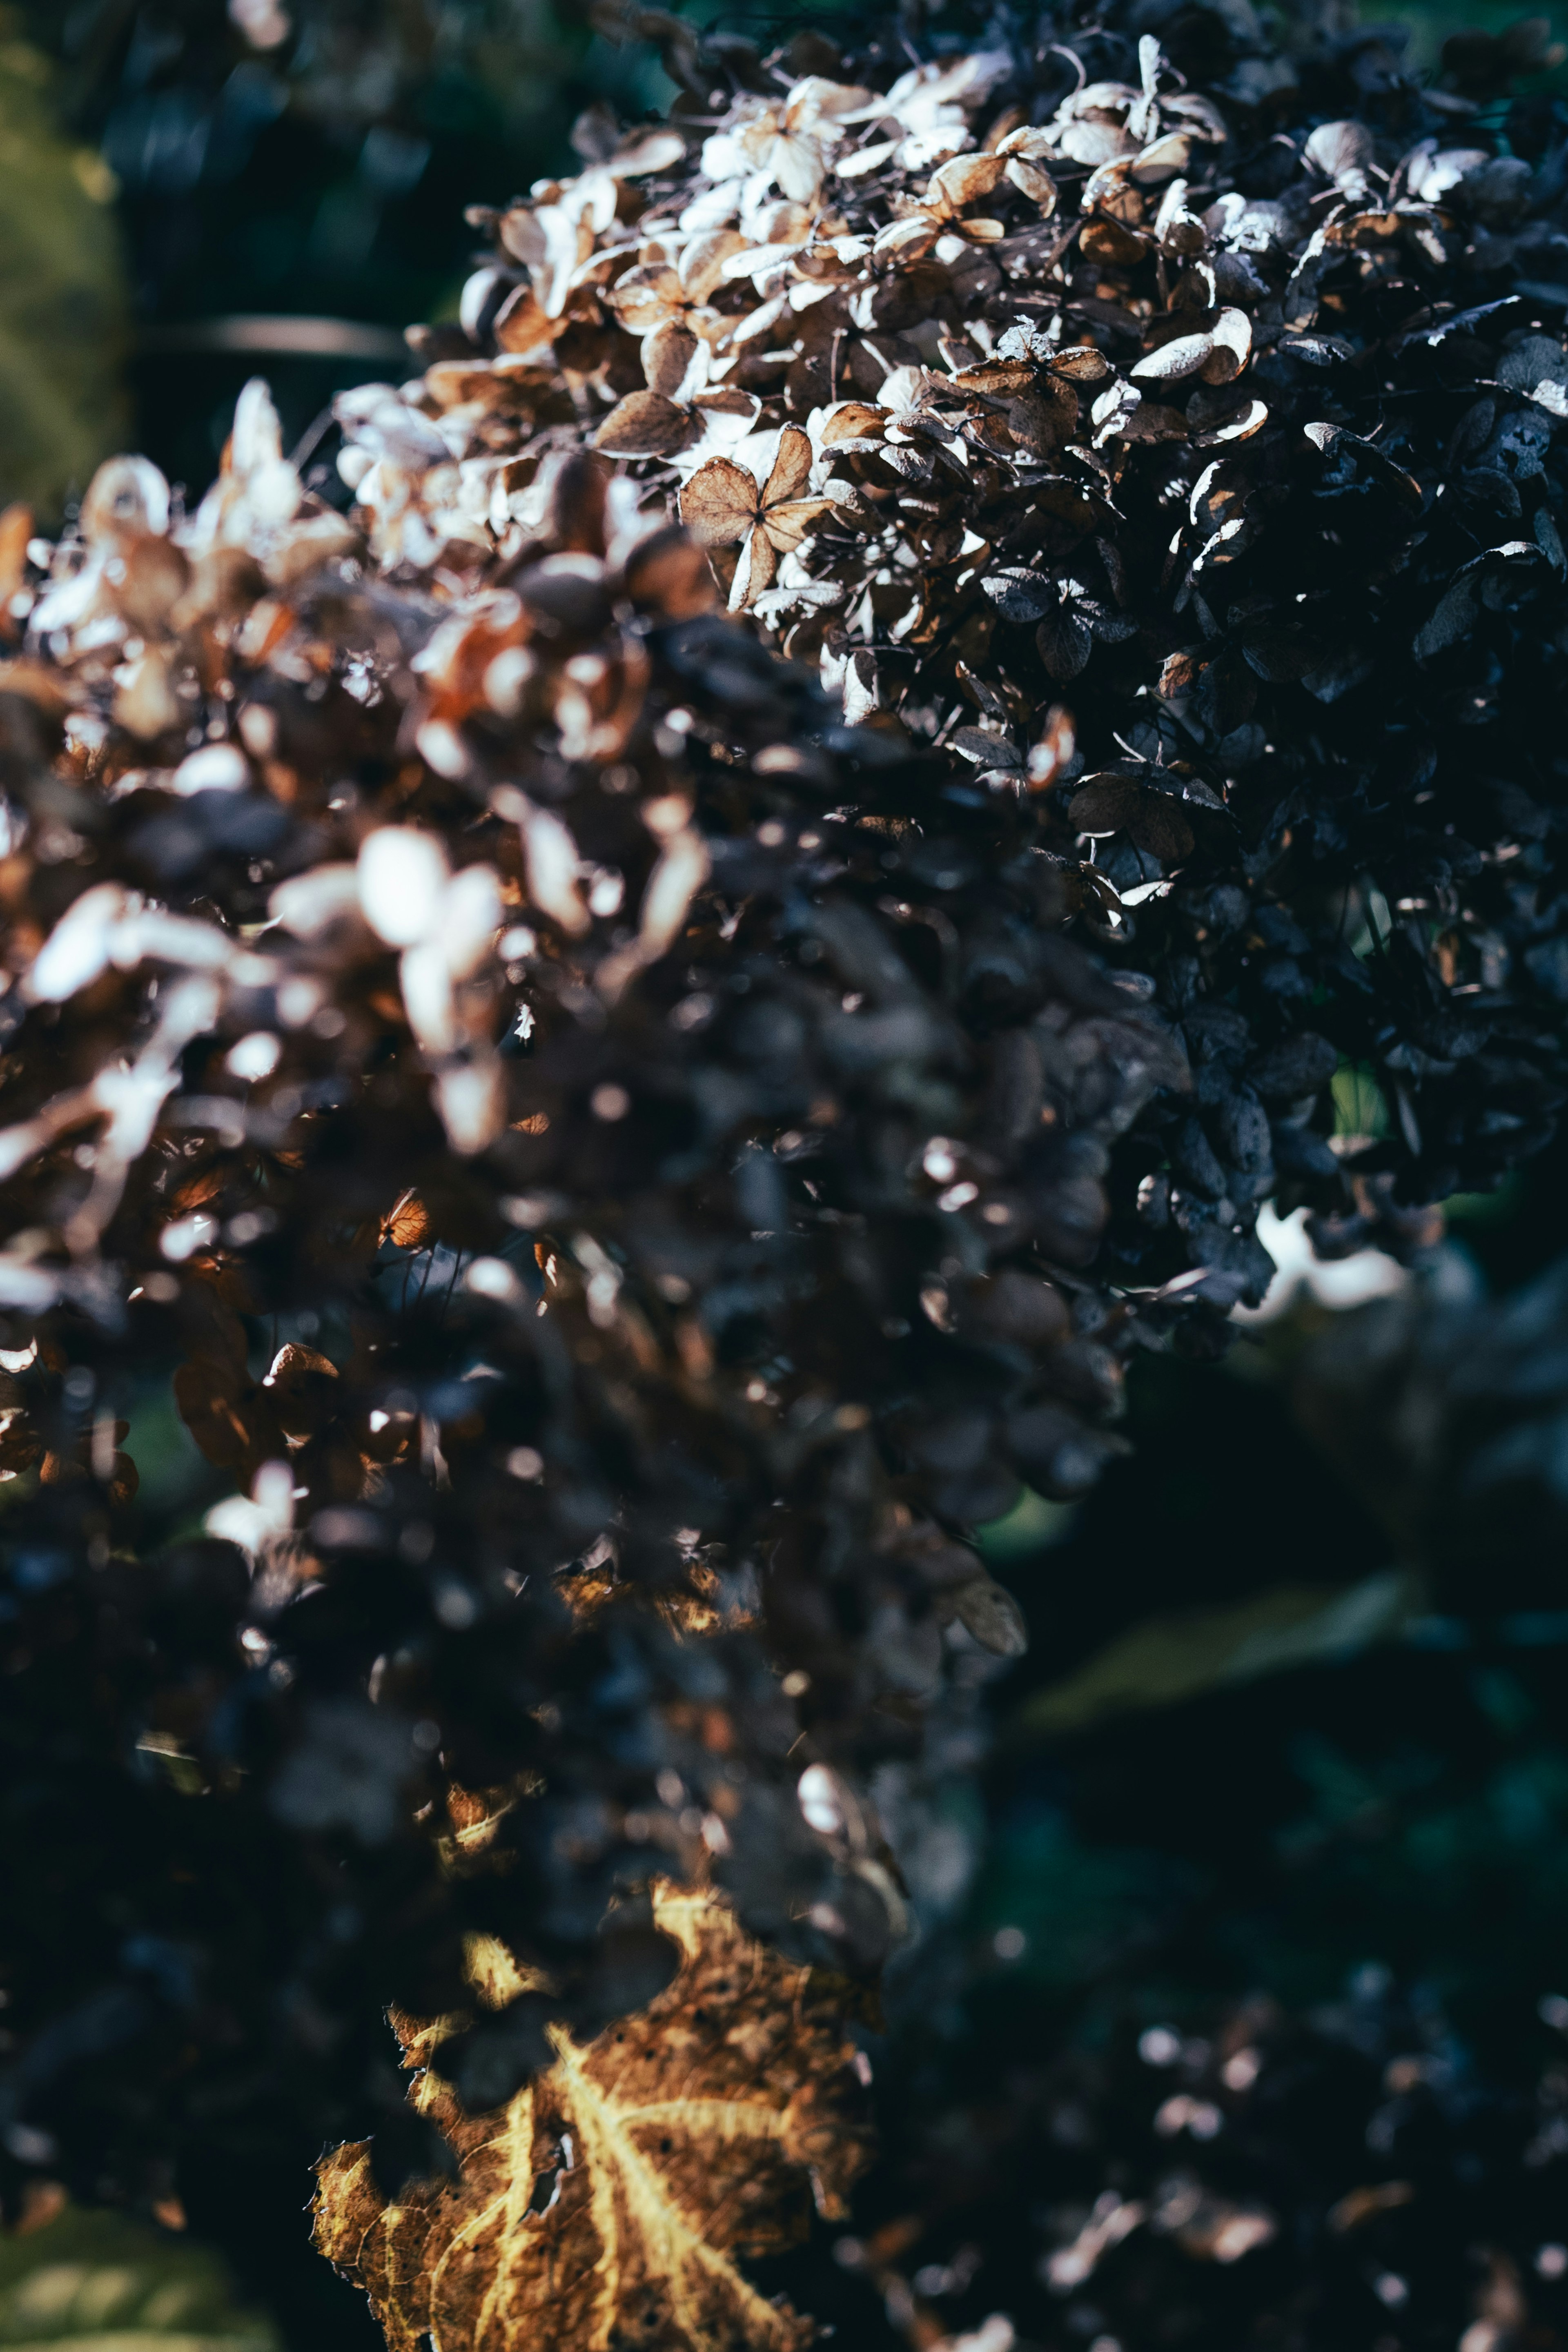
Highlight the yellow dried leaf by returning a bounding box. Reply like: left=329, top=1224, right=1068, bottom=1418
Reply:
left=462, top=1931, right=552, bottom=2006
left=313, top=1883, right=873, bottom=2352
left=381, top=1189, right=432, bottom=1250
left=435, top=1778, right=542, bottom=1880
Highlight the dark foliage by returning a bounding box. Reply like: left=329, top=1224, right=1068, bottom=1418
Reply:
left=434, top=0, right=1568, bottom=1307
left=832, top=1966, right=1568, bottom=2352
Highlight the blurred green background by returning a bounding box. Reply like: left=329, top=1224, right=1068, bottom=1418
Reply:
left=0, top=0, right=682, bottom=512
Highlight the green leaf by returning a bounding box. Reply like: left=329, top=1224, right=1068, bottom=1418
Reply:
left=0, top=2205, right=278, bottom=2352
left=0, top=38, right=129, bottom=514
left=1016, top=1569, right=1423, bottom=1738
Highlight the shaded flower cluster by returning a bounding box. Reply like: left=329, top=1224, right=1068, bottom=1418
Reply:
left=0, top=358, right=1167, bottom=2245
left=425, top=0, right=1568, bottom=1306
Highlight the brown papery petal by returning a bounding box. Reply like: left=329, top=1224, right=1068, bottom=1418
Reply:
left=492, top=285, right=558, bottom=355
left=1199, top=307, right=1253, bottom=386
left=773, top=130, right=829, bottom=206
left=951, top=358, right=1036, bottom=395
left=624, top=527, right=717, bottom=621
left=1070, top=777, right=1194, bottom=864
left=837, top=138, right=897, bottom=180
left=929, top=151, right=1009, bottom=211
left=497, top=205, right=544, bottom=267
left=534, top=205, right=588, bottom=317
left=691, top=387, right=762, bottom=423
left=609, top=263, right=684, bottom=332
left=1125, top=797, right=1195, bottom=864
left=1005, top=156, right=1058, bottom=212
left=1130, top=131, right=1195, bottom=185
left=642, top=320, right=703, bottom=402
left=761, top=423, right=815, bottom=508
left=680, top=229, right=749, bottom=301
left=873, top=215, right=940, bottom=262
left=1305, top=118, right=1376, bottom=186
left=996, top=126, right=1057, bottom=161
left=1119, top=401, right=1188, bottom=442
left=1051, top=345, right=1113, bottom=383
left=818, top=402, right=889, bottom=446
left=1131, top=330, right=1216, bottom=383
left=1081, top=216, right=1148, bottom=267
left=727, top=293, right=793, bottom=351
left=1192, top=396, right=1268, bottom=445
left=593, top=392, right=695, bottom=460
left=761, top=496, right=831, bottom=554
left=727, top=525, right=780, bottom=610
left=1008, top=383, right=1078, bottom=456
left=806, top=79, right=882, bottom=118
left=1068, top=776, right=1148, bottom=834
left=686, top=388, right=764, bottom=457
left=679, top=459, right=762, bottom=546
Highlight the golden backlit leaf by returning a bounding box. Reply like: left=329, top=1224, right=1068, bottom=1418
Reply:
left=381, top=1189, right=432, bottom=1251
left=313, top=1883, right=873, bottom=2352
left=436, top=1778, right=542, bottom=1880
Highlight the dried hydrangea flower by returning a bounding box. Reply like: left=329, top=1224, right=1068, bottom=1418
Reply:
left=2, top=11, right=1568, bottom=2347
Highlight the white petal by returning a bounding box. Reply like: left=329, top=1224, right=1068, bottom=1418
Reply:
left=399, top=939, right=457, bottom=1054
left=226, top=1032, right=282, bottom=1081
left=357, top=827, right=452, bottom=948
left=172, top=744, right=250, bottom=796
left=268, top=865, right=361, bottom=942
left=493, top=788, right=590, bottom=937
left=25, top=884, right=136, bottom=1004
left=434, top=1059, right=505, bottom=1154
left=441, top=864, right=505, bottom=979
left=639, top=827, right=710, bottom=960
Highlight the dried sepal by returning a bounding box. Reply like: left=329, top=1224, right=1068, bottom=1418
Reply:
left=313, top=1884, right=874, bottom=2352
